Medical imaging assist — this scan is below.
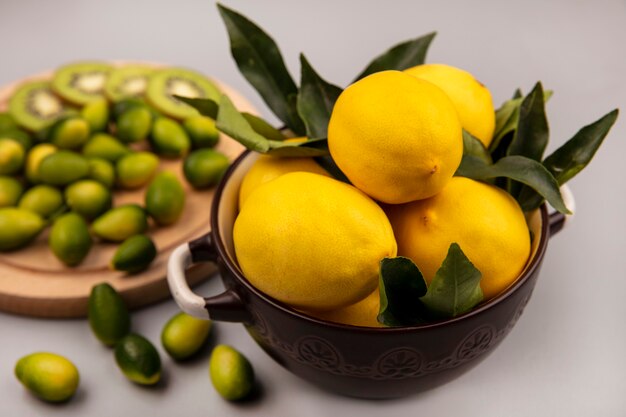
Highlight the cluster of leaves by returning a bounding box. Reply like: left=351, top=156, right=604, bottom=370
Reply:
left=184, top=4, right=618, bottom=327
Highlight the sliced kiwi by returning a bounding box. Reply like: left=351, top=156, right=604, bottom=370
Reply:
left=8, top=81, right=68, bottom=131
left=146, top=67, right=220, bottom=120
left=105, top=65, right=154, bottom=102
left=51, top=62, right=112, bottom=105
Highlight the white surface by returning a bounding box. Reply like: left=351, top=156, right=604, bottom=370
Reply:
left=1, top=0, right=625, bottom=416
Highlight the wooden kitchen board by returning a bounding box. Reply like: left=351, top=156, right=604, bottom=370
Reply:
left=0, top=64, right=254, bottom=318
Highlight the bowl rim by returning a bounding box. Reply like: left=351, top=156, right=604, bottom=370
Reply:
left=211, top=150, right=550, bottom=334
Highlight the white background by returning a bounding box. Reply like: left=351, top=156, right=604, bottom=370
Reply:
left=0, top=0, right=625, bottom=416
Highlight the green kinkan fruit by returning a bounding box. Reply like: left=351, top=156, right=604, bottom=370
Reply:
left=0, top=112, right=18, bottom=131
left=88, top=283, right=131, bottom=346
left=25, top=143, right=57, bottom=184
left=15, top=352, right=80, bottom=403
left=145, top=171, right=185, bottom=226
left=111, top=234, right=157, bottom=274
left=0, top=176, right=24, bottom=208
left=209, top=345, right=254, bottom=401
left=161, top=312, right=212, bottom=361
left=117, top=106, right=153, bottom=143
left=1, top=129, right=33, bottom=151
left=92, top=204, right=148, bottom=242
left=49, top=212, right=92, bottom=266
left=183, top=115, right=219, bottom=149
left=0, top=208, right=45, bottom=251
left=48, top=117, right=91, bottom=150
left=18, top=185, right=64, bottom=218
left=81, top=97, right=110, bottom=132
left=87, top=157, right=116, bottom=188
left=115, top=333, right=161, bottom=385
left=65, top=180, right=112, bottom=220
left=116, top=151, right=160, bottom=189
left=38, top=150, right=89, bottom=186
left=82, top=133, right=130, bottom=163
left=150, top=117, right=191, bottom=158
left=183, top=149, right=229, bottom=189
left=0, top=138, right=25, bottom=175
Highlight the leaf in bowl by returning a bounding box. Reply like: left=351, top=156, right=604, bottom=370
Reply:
left=378, top=257, right=428, bottom=326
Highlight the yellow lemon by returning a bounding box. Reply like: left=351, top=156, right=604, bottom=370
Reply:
left=305, top=288, right=382, bottom=327
left=238, top=153, right=329, bottom=209
left=234, top=172, right=397, bottom=311
left=386, top=177, right=530, bottom=300
left=404, top=63, right=495, bottom=147
left=328, top=70, right=462, bottom=204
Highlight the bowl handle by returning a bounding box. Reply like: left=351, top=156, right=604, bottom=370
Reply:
left=167, top=233, right=250, bottom=323
left=548, top=184, right=576, bottom=236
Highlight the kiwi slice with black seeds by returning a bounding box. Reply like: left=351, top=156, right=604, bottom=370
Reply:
left=146, top=67, right=221, bottom=120
left=52, top=62, right=112, bottom=105
left=105, top=65, right=154, bottom=102
left=8, top=81, right=69, bottom=131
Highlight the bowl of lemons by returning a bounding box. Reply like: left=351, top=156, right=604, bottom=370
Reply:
left=167, top=5, right=615, bottom=399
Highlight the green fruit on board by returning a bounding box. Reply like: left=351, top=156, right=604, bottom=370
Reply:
left=88, top=283, right=131, bottom=346
left=114, top=334, right=161, bottom=385
left=150, top=117, right=191, bottom=158
left=0, top=138, right=25, bottom=175
left=0, top=208, right=45, bottom=251
left=111, top=234, right=157, bottom=274
left=92, top=204, right=148, bottom=242
left=18, top=185, right=64, bottom=218
left=209, top=345, right=254, bottom=401
left=49, top=212, right=92, bottom=266
left=82, top=133, right=130, bottom=163
left=87, top=158, right=116, bottom=188
left=112, top=98, right=148, bottom=120
left=161, top=312, right=212, bottom=361
left=25, top=143, right=57, bottom=184
left=8, top=81, right=68, bottom=131
left=0, top=112, right=18, bottom=131
left=145, top=171, right=185, bottom=226
left=48, top=117, right=91, bottom=150
left=116, top=151, right=159, bottom=189
left=183, top=149, right=229, bottom=189
left=0, top=129, right=32, bottom=151
left=105, top=65, right=154, bottom=102
left=81, top=97, right=110, bottom=132
left=65, top=180, right=112, bottom=220
left=117, top=106, right=153, bottom=143
left=51, top=61, right=112, bottom=105
left=0, top=176, right=23, bottom=208
left=146, top=67, right=221, bottom=120
left=15, top=352, right=79, bottom=403
left=38, top=150, right=89, bottom=186
left=183, top=115, right=219, bottom=149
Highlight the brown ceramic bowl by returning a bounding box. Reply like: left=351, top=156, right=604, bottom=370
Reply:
left=167, top=150, right=572, bottom=399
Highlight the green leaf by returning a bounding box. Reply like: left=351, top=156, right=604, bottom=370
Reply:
left=456, top=155, right=570, bottom=214
left=173, top=96, right=218, bottom=119
left=297, top=54, right=343, bottom=140
left=215, top=95, right=270, bottom=152
left=241, top=113, right=286, bottom=141
left=420, top=243, right=483, bottom=318
left=354, top=32, right=437, bottom=81
left=507, top=82, right=549, bottom=162
left=378, top=257, right=428, bottom=326
left=176, top=95, right=286, bottom=141
left=217, top=4, right=305, bottom=135
left=518, top=109, right=619, bottom=210
left=463, top=130, right=492, bottom=165
left=266, top=138, right=329, bottom=157
left=491, top=89, right=553, bottom=154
